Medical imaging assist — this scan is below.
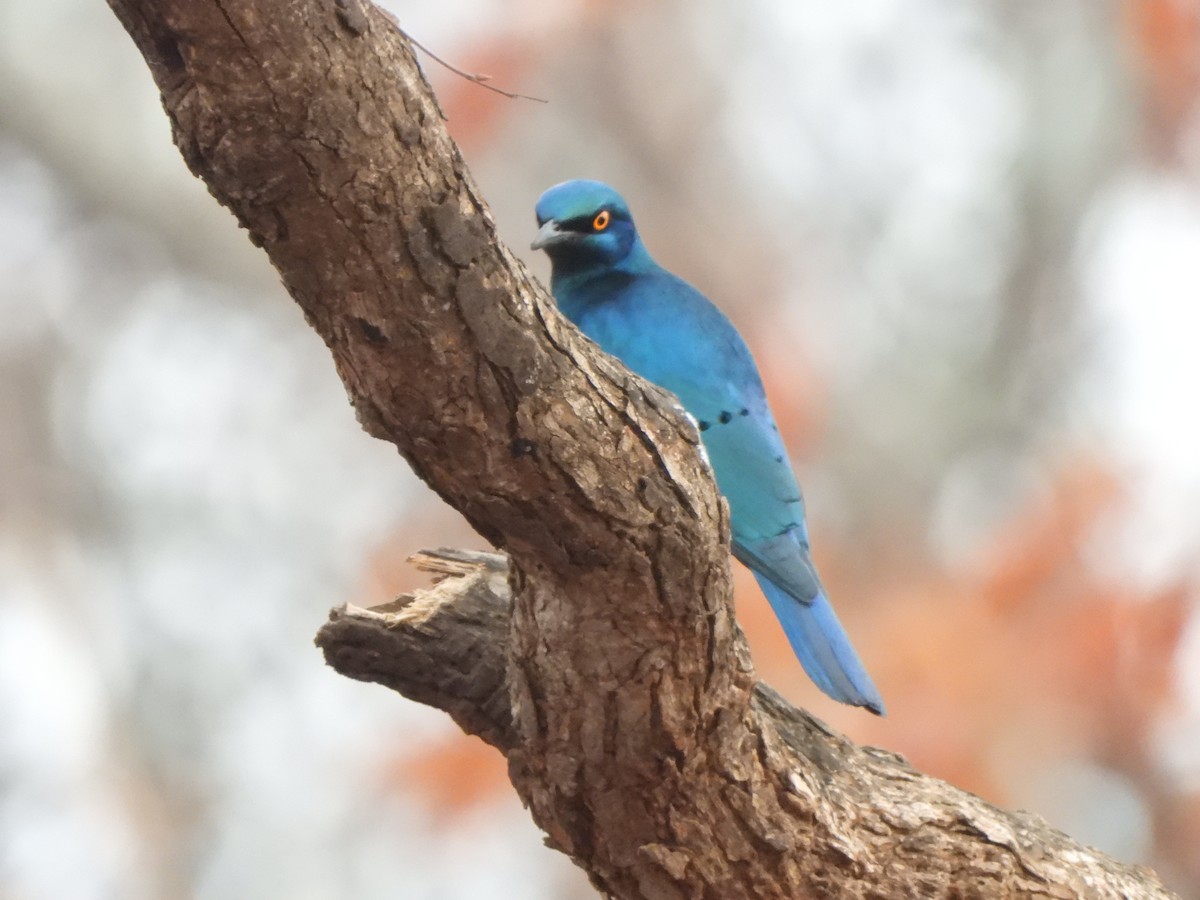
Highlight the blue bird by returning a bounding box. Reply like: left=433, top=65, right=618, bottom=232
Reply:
left=532, top=180, right=884, bottom=715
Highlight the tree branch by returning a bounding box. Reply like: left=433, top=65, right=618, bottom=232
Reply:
left=103, top=1, right=1175, bottom=897
left=320, top=549, right=516, bottom=751
left=321, top=550, right=1174, bottom=899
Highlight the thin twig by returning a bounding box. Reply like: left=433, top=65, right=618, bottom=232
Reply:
left=379, top=10, right=548, bottom=103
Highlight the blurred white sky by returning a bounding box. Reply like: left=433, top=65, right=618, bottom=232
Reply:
left=1082, top=174, right=1200, bottom=590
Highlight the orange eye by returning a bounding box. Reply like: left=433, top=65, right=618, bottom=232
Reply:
left=593, top=210, right=611, bottom=231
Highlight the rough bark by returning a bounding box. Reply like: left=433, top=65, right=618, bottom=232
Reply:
left=322, top=550, right=1174, bottom=900
left=102, top=1, right=1176, bottom=897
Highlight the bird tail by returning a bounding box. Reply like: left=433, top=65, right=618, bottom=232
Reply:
left=753, top=573, right=885, bottom=715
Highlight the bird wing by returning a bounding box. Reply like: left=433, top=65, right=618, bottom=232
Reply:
left=733, top=532, right=821, bottom=605
left=685, top=388, right=809, bottom=545
left=577, top=270, right=813, bottom=557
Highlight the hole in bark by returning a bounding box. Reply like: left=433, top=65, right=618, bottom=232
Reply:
left=155, top=35, right=186, bottom=72
left=356, top=318, right=386, bottom=345
left=510, top=438, right=537, bottom=458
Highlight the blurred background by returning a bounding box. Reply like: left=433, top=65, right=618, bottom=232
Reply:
left=2, top=0, right=1199, bottom=896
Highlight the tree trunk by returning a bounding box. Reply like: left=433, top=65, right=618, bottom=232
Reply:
left=102, top=1, right=1176, bottom=897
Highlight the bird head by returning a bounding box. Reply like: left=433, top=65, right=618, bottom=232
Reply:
left=531, top=180, right=642, bottom=272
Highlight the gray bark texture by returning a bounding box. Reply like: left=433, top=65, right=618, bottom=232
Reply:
left=103, top=1, right=1177, bottom=897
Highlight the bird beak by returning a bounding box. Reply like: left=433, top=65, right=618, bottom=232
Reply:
left=531, top=219, right=569, bottom=251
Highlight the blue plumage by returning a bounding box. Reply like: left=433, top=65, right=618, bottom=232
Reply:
left=532, top=180, right=884, bottom=715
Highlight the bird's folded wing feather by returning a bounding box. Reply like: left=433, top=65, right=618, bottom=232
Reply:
left=732, top=532, right=822, bottom=605
left=577, top=271, right=816, bottom=595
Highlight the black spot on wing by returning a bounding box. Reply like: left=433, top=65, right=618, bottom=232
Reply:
left=702, top=410, right=753, bottom=432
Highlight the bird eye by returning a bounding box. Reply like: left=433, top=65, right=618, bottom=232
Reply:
left=592, top=210, right=611, bottom=231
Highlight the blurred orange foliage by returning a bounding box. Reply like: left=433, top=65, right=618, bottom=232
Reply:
left=436, top=40, right=540, bottom=153
left=385, top=733, right=511, bottom=823
left=1124, top=0, right=1200, bottom=148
